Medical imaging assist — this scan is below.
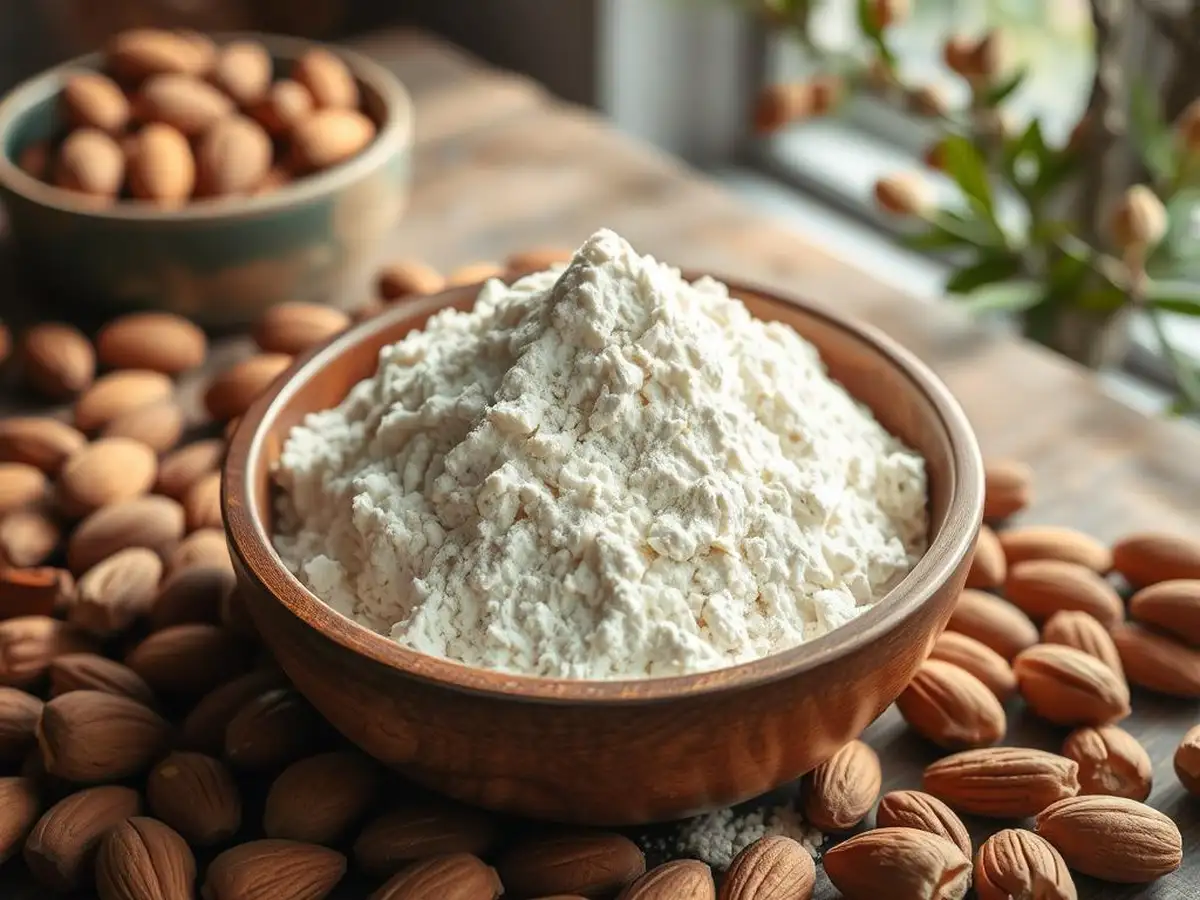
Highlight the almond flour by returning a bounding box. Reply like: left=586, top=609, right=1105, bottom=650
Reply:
left=273, top=229, right=927, bottom=678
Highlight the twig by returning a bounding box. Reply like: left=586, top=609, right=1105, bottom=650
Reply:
left=1133, top=0, right=1195, bottom=56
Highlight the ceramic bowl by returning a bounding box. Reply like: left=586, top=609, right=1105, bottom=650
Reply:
left=0, top=34, right=413, bottom=329
left=224, top=276, right=983, bottom=826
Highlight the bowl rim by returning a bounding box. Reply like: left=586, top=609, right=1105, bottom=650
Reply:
left=224, top=273, right=984, bottom=705
left=0, top=31, right=414, bottom=223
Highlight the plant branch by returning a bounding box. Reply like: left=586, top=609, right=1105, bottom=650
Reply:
left=1134, top=0, right=1195, bottom=56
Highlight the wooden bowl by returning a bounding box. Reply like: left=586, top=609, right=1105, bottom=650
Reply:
left=224, top=276, right=984, bottom=826
left=0, top=34, right=413, bottom=329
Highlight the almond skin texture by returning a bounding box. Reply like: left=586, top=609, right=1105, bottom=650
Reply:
left=62, top=72, right=130, bottom=133
left=1129, top=579, right=1200, bottom=645
left=56, top=128, right=124, bottom=199
left=203, top=839, right=347, bottom=900
left=1111, top=621, right=1200, bottom=697
left=149, top=565, right=233, bottom=629
left=0, top=566, right=73, bottom=618
left=802, top=739, right=881, bottom=831
left=897, top=659, right=1007, bottom=749
left=204, top=354, right=293, bottom=421
left=946, top=589, right=1038, bottom=660
left=224, top=687, right=326, bottom=770
left=69, top=495, right=185, bottom=574
left=984, top=458, right=1032, bottom=521
left=1013, top=644, right=1130, bottom=726
left=179, top=668, right=288, bottom=754
left=96, top=816, right=196, bottom=900
left=211, top=40, right=272, bottom=106
left=998, top=526, right=1112, bottom=572
left=354, top=802, right=498, bottom=877
left=58, top=437, right=158, bottom=518
left=718, top=835, right=814, bottom=900
left=974, top=829, right=1075, bottom=900
left=292, top=108, right=377, bottom=172
left=0, top=461, right=47, bottom=515
left=71, top=546, right=163, bottom=636
left=1174, top=724, right=1200, bottom=795
left=1005, top=560, right=1123, bottom=628
left=1112, top=532, right=1200, bottom=585
left=167, top=527, right=230, bottom=574
left=0, top=687, right=43, bottom=761
left=823, top=828, right=970, bottom=900
left=255, top=302, right=351, bottom=355
left=102, top=400, right=185, bottom=454
left=875, top=790, right=971, bottom=860
left=252, top=79, right=314, bottom=137
left=371, top=852, right=502, bottom=900
left=136, top=73, right=234, bottom=136
left=1040, top=610, right=1124, bottom=678
left=156, top=440, right=224, bottom=502
left=0, top=616, right=95, bottom=686
left=0, top=776, right=40, bottom=863
left=499, top=832, right=646, bottom=898
left=147, top=751, right=241, bottom=845
left=37, top=689, right=168, bottom=782
left=21, top=323, right=95, bottom=400
left=74, top=370, right=174, bottom=433
left=293, top=48, right=359, bottom=109
left=264, top=750, right=380, bottom=844
left=96, top=312, right=207, bottom=375
left=197, top=115, right=272, bottom=197
left=48, top=653, right=155, bottom=705
left=24, top=784, right=141, bottom=891
left=125, top=624, right=253, bottom=696
left=0, top=508, right=61, bottom=567
left=126, top=122, right=195, bottom=206
left=1061, top=725, right=1152, bottom=800
left=924, top=748, right=1080, bottom=818
left=377, top=261, right=445, bottom=301
left=183, top=471, right=222, bottom=531
left=0, top=417, right=87, bottom=473
left=966, top=525, right=1006, bottom=589
left=619, top=859, right=714, bottom=900
left=109, top=29, right=208, bottom=80
left=928, top=631, right=1016, bottom=700
left=1035, top=795, right=1182, bottom=883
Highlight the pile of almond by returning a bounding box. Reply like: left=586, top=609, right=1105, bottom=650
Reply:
left=17, top=28, right=379, bottom=207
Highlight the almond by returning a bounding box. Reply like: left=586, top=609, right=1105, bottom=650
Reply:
left=103, top=400, right=183, bottom=454
left=896, top=659, right=1006, bottom=749
left=802, top=739, right=881, bottom=831
left=177, top=30, right=217, bottom=76
left=167, top=527, right=230, bottom=574
left=371, top=852, right=502, bottom=900
left=251, top=79, right=314, bottom=137
left=875, top=790, right=971, bottom=859
left=1004, top=560, right=1123, bottom=627
left=197, top=115, right=273, bottom=197
left=1013, top=644, right=1130, bottom=726
left=136, top=73, right=234, bottom=136
left=254, top=164, right=292, bottom=195
left=292, top=108, right=376, bottom=172
left=183, top=470, right=222, bottom=532
left=355, top=801, right=498, bottom=877
left=946, top=589, right=1038, bottom=660
left=1128, top=579, right=1200, bottom=645
left=377, top=261, right=445, bottom=301
left=24, top=784, right=141, bottom=891
left=224, top=687, right=326, bottom=770
left=58, top=437, right=158, bottom=517
left=1112, top=532, right=1200, bottom=586
left=0, top=417, right=87, bottom=473
left=204, top=353, right=293, bottom=421
left=69, top=495, right=185, bottom=574
left=211, top=40, right=272, bottom=106
left=1062, top=725, right=1151, bottom=800
left=499, top=832, right=646, bottom=898
left=125, top=623, right=253, bottom=696
left=156, top=440, right=224, bottom=501
left=74, top=369, right=174, bottom=432
left=0, top=776, right=40, bottom=863
left=149, top=565, right=232, bottom=629
left=718, top=835, right=814, bottom=900
left=219, top=583, right=256, bottom=637
left=55, top=128, right=124, bottom=199
left=0, top=687, right=43, bottom=761
left=1040, top=610, right=1123, bottom=678
left=96, top=312, right=207, bottom=375
left=617, top=859, right=714, bottom=900
left=506, top=247, right=574, bottom=276
left=998, top=526, right=1112, bottom=572
left=96, top=816, right=196, bottom=900
left=984, top=458, right=1032, bottom=521
left=823, top=828, right=970, bottom=900
left=147, top=751, right=241, bottom=845
left=0, top=566, right=73, bottom=618
left=21, top=323, right=95, bottom=400
left=447, top=262, right=506, bottom=287
left=18, top=141, right=50, bottom=179
left=48, top=653, right=155, bottom=705
left=923, top=747, right=1079, bottom=818
left=973, top=828, right=1074, bottom=900
left=203, top=839, right=347, bottom=900
left=1174, top=724, right=1200, bottom=795
left=1114, top=620, right=1200, bottom=698
left=126, top=122, right=196, bottom=206
left=928, top=631, right=1016, bottom=700
left=254, top=302, right=351, bottom=355
left=38, top=689, right=168, bottom=782
left=293, top=47, right=359, bottom=109
left=62, top=72, right=130, bottom=134
left=70, top=547, right=162, bottom=637
left=179, top=667, right=288, bottom=753
left=0, top=508, right=61, bottom=567
left=1035, top=795, right=1182, bottom=883
left=966, top=525, right=1005, bottom=589
left=0, top=462, right=47, bottom=514
left=263, top=750, right=378, bottom=844
left=108, top=28, right=209, bottom=80
left=0, top=616, right=95, bottom=686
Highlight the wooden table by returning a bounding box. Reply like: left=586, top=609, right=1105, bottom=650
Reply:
left=5, top=27, right=1200, bottom=899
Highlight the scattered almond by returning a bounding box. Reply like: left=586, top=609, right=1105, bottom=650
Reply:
left=928, top=631, right=1016, bottom=700
left=875, top=790, right=971, bottom=859
left=984, top=458, right=1032, bottom=521
left=1004, top=560, right=1123, bottom=627
left=371, top=852, right=502, bottom=900
left=1062, top=725, right=1152, bottom=801
left=0, top=776, right=40, bottom=863
left=355, top=801, right=498, bottom=877
left=1111, top=532, right=1200, bottom=586
left=0, top=567, right=74, bottom=618
left=0, top=462, right=47, bottom=514
left=292, top=108, right=377, bottom=172
left=211, top=40, right=272, bottom=106
left=946, top=589, right=1038, bottom=661
left=1111, top=621, right=1200, bottom=698
left=974, top=828, right=1075, bottom=900
left=74, top=369, right=174, bottom=433
left=802, top=739, right=881, bottom=831
left=0, top=616, right=95, bottom=686
left=1128, top=579, right=1200, bottom=646
left=197, top=114, right=273, bottom=197
left=1174, top=724, right=1200, bottom=795
left=156, top=439, right=224, bottom=501
left=506, top=247, right=574, bottom=275
left=264, top=750, right=380, bottom=844
left=998, top=525, right=1112, bottom=572
left=24, top=784, right=141, bottom=891
left=71, top=546, right=163, bottom=636
left=0, top=687, right=43, bottom=761
left=1013, top=643, right=1130, bottom=726
left=179, top=667, right=288, bottom=754
left=147, top=751, right=241, bottom=845
left=126, top=623, right=253, bottom=696
left=924, top=747, right=1079, bottom=818
left=447, top=262, right=506, bottom=287
left=1040, top=610, right=1124, bottom=678
left=499, top=832, right=646, bottom=898
left=68, top=494, right=185, bottom=574
left=167, top=527, right=231, bottom=574
left=377, top=261, right=445, bottom=301
left=55, top=128, right=125, bottom=199
left=149, top=564, right=233, bottom=629
left=136, top=72, right=234, bottom=136
left=293, top=47, right=359, bottom=109
left=896, top=659, right=1006, bottom=748
left=37, top=689, right=168, bottom=782
left=823, top=827, right=970, bottom=900
left=224, top=687, right=326, bottom=770
left=966, top=525, right=1006, bottom=588
left=203, top=839, right=347, bottom=900
left=59, top=437, right=157, bottom=518
left=21, top=323, right=95, bottom=400
left=62, top=72, right=130, bottom=134
left=719, top=835, right=814, bottom=900
left=126, top=122, right=195, bottom=206
left=96, top=312, right=207, bottom=375
left=1035, top=795, right=1182, bottom=883
left=0, top=417, right=87, bottom=473
left=204, top=353, right=293, bottom=421
left=48, top=653, right=155, bottom=705
left=619, top=859, right=714, bottom=900
left=255, top=302, right=351, bottom=355
left=0, top=508, right=61, bottom=567
left=96, top=816, right=196, bottom=900
left=183, top=470, right=222, bottom=532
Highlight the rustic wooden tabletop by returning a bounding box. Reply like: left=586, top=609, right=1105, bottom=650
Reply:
left=3, top=26, right=1199, bottom=900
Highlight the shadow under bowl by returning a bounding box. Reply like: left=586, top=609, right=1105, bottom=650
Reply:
left=223, top=275, right=984, bottom=826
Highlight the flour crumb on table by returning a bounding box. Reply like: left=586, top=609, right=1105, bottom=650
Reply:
left=672, top=803, right=822, bottom=869
left=274, top=228, right=928, bottom=678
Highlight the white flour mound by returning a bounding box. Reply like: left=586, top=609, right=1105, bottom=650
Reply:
left=273, top=228, right=928, bottom=679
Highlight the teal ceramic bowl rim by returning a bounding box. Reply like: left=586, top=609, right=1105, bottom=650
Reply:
left=0, top=32, right=414, bottom=223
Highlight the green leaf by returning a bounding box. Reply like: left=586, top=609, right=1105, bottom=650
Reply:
left=1147, top=280, right=1200, bottom=314
left=944, top=252, right=1021, bottom=294
left=941, top=134, right=996, bottom=222
left=1130, top=79, right=1178, bottom=183
left=856, top=0, right=881, bottom=39
left=956, top=279, right=1044, bottom=314
left=1164, top=189, right=1200, bottom=261
left=1151, top=296, right=1200, bottom=315
left=902, top=227, right=970, bottom=251
left=983, top=69, right=1026, bottom=107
